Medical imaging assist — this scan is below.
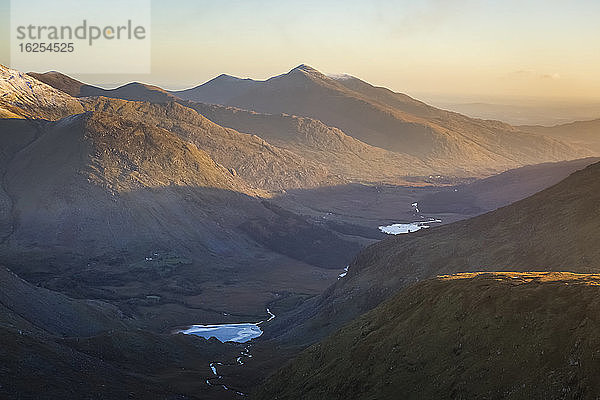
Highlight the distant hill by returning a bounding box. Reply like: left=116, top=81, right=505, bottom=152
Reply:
left=176, top=73, right=261, bottom=105
left=419, top=157, right=600, bottom=215
left=520, top=118, right=600, bottom=154
left=258, top=272, right=600, bottom=399
left=29, top=70, right=178, bottom=102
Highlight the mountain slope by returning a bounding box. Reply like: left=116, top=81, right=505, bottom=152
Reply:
left=85, top=97, right=339, bottom=190
left=34, top=67, right=590, bottom=179
left=180, top=102, right=433, bottom=182
left=268, top=161, right=600, bottom=345
left=0, top=266, right=127, bottom=337
left=520, top=119, right=600, bottom=153
left=173, top=65, right=590, bottom=175
left=257, top=272, right=600, bottom=400
left=0, top=110, right=264, bottom=275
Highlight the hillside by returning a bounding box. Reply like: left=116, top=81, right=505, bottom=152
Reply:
left=267, top=161, right=600, bottom=345
left=181, top=102, right=433, bottom=182
left=520, top=119, right=600, bottom=153
left=419, top=157, right=600, bottom=215
left=0, top=266, right=127, bottom=337
left=0, top=264, right=228, bottom=399
left=85, top=97, right=340, bottom=190
left=257, top=272, right=600, bottom=400
left=0, top=110, right=357, bottom=329
left=172, top=64, right=591, bottom=175
left=1, top=303, right=241, bottom=400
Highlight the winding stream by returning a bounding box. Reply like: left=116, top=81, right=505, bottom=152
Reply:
left=177, top=308, right=276, bottom=396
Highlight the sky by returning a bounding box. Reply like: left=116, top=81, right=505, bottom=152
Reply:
left=1, top=0, right=600, bottom=102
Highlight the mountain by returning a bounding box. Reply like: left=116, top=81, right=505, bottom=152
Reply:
left=171, top=65, right=591, bottom=175
left=29, top=70, right=435, bottom=183
left=267, top=161, right=600, bottom=345
left=176, top=73, right=261, bottom=105
left=257, top=272, right=600, bottom=400
left=520, top=119, right=600, bottom=154
left=26, top=70, right=349, bottom=190
left=84, top=98, right=339, bottom=191
left=33, top=67, right=593, bottom=179
left=0, top=66, right=366, bottom=334
left=29, top=70, right=179, bottom=102
left=0, top=66, right=83, bottom=119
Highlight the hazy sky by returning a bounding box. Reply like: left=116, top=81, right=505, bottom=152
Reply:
left=1, top=0, right=600, bottom=101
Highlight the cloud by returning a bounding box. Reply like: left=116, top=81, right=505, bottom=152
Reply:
left=541, top=72, right=561, bottom=80
left=370, top=0, right=475, bottom=37
left=504, top=70, right=561, bottom=80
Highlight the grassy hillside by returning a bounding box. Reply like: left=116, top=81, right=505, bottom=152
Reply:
left=257, top=272, right=600, bottom=400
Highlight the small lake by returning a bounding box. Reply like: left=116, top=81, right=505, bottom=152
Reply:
left=379, top=219, right=442, bottom=235
left=178, top=323, right=262, bottom=343
left=176, top=308, right=275, bottom=343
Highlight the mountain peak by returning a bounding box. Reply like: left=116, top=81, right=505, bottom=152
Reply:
left=327, top=73, right=355, bottom=81
left=214, top=73, right=241, bottom=81
left=290, top=64, right=321, bottom=75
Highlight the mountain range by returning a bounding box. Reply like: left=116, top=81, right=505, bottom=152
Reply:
left=31, top=65, right=592, bottom=181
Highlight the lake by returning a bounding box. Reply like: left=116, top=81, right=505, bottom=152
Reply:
left=176, top=308, right=275, bottom=343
